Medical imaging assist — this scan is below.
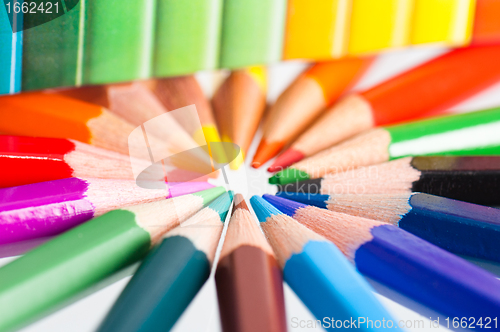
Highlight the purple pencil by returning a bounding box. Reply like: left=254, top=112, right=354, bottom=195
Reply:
left=0, top=178, right=214, bottom=245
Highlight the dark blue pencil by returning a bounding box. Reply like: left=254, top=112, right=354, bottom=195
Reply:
left=276, top=191, right=500, bottom=262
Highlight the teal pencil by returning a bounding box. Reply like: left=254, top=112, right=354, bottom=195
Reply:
left=0, top=3, right=22, bottom=94
left=97, top=191, right=233, bottom=332
left=219, top=0, right=286, bottom=68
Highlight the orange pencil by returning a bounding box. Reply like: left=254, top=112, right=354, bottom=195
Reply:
left=270, top=44, right=500, bottom=172
left=471, top=0, right=500, bottom=45
left=251, top=57, right=373, bottom=168
left=212, top=67, right=267, bottom=169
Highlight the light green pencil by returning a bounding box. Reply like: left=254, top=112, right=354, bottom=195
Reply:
left=219, top=0, right=287, bottom=68
left=83, top=0, right=155, bottom=84
left=153, top=0, right=222, bottom=76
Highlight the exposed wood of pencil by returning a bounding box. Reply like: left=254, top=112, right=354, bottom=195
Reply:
left=212, top=69, right=266, bottom=155
left=216, top=194, right=286, bottom=332
left=291, top=94, right=374, bottom=157
left=292, top=128, right=391, bottom=179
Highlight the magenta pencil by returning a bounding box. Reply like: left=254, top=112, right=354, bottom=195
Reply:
left=0, top=178, right=215, bottom=245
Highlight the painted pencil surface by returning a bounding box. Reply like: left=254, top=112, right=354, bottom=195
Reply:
left=270, top=106, right=500, bottom=185
left=282, top=0, right=350, bottom=60
left=254, top=57, right=373, bottom=169
left=0, top=187, right=225, bottom=332
left=273, top=45, right=500, bottom=170
left=98, top=191, right=233, bottom=332
left=0, top=93, right=146, bottom=156
left=411, top=0, right=475, bottom=46
left=213, top=67, right=267, bottom=169
left=277, top=156, right=500, bottom=206
left=276, top=192, right=500, bottom=263
left=472, top=0, right=500, bottom=44
left=153, top=0, right=222, bottom=76
left=0, top=135, right=142, bottom=188
left=83, top=0, right=154, bottom=84
left=21, top=0, right=83, bottom=90
left=215, top=194, right=286, bottom=332
left=263, top=195, right=500, bottom=320
left=219, top=0, right=286, bottom=68
left=250, top=196, right=393, bottom=331
left=0, top=178, right=215, bottom=245
left=0, top=6, right=22, bottom=94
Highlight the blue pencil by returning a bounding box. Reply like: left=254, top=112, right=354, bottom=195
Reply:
left=263, top=194, right=500, bottom=322
left=250, top=195, right=394, bottom=332
left=276, top=192, right=500, bottom=263
left=0, top=3, right=22, bottom=94
left=97, top=191, right=233, bottom=332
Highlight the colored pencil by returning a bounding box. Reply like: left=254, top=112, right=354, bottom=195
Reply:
left=250, top=195, right=394, bottom=329
left=347, top=0, right=412, bottom=55
left=0, top=187, right=225, bottom=332
left=263, top=194, right=500, bottom=321
left=0, top=93, right=212, bottom=175
left=153, top=0, right=222, bottom=76
left=97, top=191, right=232, bottom=332
left=272, top=45, right=500, bottom=171
left=215, top=194, right=286, bottom=332
left=282, top=0, right=350, bottom=60
left=0, top=135, right=143, bottom=188
left=411, top=0, right=475, bottom=46
left=213, top=66, right=267, bottom=169
left=21, top=0, right=83, bottom=90
left=0, top=178, right=215, bottom=245
left=146, top=76, right=226, bottom=162
left=0, top=93, right=150, bottom=156
left=254, top=57, right=373, bottom=169
left=276, top=191, right=500, bottom=263
left=52, top=82, right=206, bottom=156
left=270, top=106, right=500, bottom=185
left=0, top=135, right=210, bottom=189
left=276, top=156, right=500, bottom=205
left=83, top=0, right=154, bottom=84
left=0, top=5, right=22, bottom=94
left=472, top=0, right=500, bottom=44
left=219, top=0, right=286, bottom=68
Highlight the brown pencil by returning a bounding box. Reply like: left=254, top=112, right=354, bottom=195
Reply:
left=252, top=57, right=374, bottom=168
left=215, top=194, right=287, bottom=332
left=212, top=67, right=267, bottom=169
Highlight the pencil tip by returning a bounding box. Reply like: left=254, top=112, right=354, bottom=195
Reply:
left=232, top=194, right=249, bottom=214
left=268, top=149, right=305, bottom=172
left=251, top=139, right=284, bottom=168
left=268, top=168, right=310, bottom=185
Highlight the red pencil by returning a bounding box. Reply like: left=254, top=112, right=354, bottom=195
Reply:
left=0, top=135, right=211, bottom=188
left=270, top=45, right=500, bottom=172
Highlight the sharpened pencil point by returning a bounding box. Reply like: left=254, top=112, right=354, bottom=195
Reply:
left=268, top=148, right=305, bottom=172
left=251, top=139, right=285, bottom=168
left=269, top=168, right=310, bottom=185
